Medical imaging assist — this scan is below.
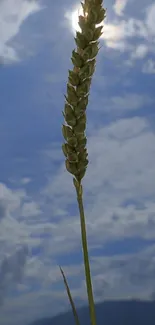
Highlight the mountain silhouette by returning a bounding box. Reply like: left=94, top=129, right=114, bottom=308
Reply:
left=30, top=299, right=155, bottom=325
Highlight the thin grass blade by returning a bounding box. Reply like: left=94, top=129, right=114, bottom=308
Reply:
left=59, top=266, right=81, bottom=325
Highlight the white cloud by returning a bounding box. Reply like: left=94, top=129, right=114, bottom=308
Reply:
left=20, top=178, right=31, bottom=185
left=142, top=59, right=155, bottom=74
left=65, top=0, right=155, bottom=66
left=0, top=183, right=26, bottom=219
left=113, top=0, right=128, bottom=16
left=98, top=3, right=155, bottom=67
left=1, top=116, right=155, bottom=265
left=21, top=202, right=42, bottom=217
left=89, top=92, right=153, bottom=116
left=145, top=3, right=155, bottom=35
left=65, top=0, right=155, bottom=68
left=102, top=18, right=149, bottom=51
left=0, top=289, right=69, bottom=325
left=0, top=115, right=155, bottom=323
left=0, top=0, right=42, bottom=64
left=92, top=244, right=155, bottom=301
left=0, top=246, right=28, bottom=306
left=1, top=244, right=155, bottom=325
left=131, top=44, right=148, bottom=59
left=108, top=93, right=152, bottom=113
left=41, top=116, right=155, bottom=247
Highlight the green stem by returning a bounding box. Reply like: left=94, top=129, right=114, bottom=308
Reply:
left=74, top=182, right=96, bottom=325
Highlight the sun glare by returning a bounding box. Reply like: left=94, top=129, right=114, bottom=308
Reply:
left=66, top=5, right=104, bottom=35
left=65, top=5, right=84, bottom=33
left=65, top=4, right=121, bottom=48
left=71, top=7, right=83, bottom=32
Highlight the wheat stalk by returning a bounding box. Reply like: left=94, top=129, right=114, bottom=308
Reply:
left=61, top=1, right=106, bottom=325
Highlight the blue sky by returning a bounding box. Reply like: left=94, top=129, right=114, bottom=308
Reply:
left=0, top=0, right=155, bottom=324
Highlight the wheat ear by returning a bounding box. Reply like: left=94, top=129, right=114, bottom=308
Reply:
left=61, top=1, right=106, bottom=325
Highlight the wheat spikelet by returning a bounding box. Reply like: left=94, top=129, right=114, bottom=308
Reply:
left=62, top=0, right=106, bottom=183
